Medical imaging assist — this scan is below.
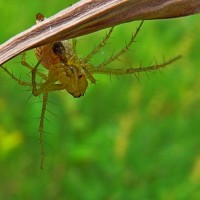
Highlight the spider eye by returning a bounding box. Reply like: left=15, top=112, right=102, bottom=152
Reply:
left=53, top=42, right=66, bottom=56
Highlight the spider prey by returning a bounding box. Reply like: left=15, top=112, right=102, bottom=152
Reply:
left=0, top=13, right=181, bottom=169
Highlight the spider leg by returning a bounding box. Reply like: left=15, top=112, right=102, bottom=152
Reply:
left=47, top=84, right=65, bottom=91
left=83, top=67, right=96, bottom=83
left=0, top=65, right=32, bottom=86
left=84, top=27, right=114, bottom=62
left=31, top=63, right=40, bottom=96
left=72, top=38, right=77, bottom=53
left=31, top=63, right=66, bottom=169
left=39, top=92, right=48, bottom=169
left=31, top=62, right=48, bottom=169
left=31, top=62, right=58, bottom=96
left=37, top=82, right=68, bottom=170
left=89, top=56, right=181, bottom=75
left=97, top=21, right=144, bottom=68
left=21, top=53, right=48, bottom=80
left=35, top=80, right=68, bottom=169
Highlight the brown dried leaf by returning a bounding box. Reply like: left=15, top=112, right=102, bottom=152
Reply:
left=0, top=0, right=200, bottom=65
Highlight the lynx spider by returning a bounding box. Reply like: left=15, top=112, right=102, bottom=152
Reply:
left=0, top=13, right=181, bottom=169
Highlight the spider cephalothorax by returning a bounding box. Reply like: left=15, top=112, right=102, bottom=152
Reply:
left=0, top=13, right=181, bottom=169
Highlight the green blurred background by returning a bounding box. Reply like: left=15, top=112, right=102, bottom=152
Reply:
left=1, top=0, right=200, bottom=199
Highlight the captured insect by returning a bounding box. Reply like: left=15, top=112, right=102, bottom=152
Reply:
left=0, top=13, right=181, bottom=169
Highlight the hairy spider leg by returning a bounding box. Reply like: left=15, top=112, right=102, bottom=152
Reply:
left=21, top=52, right=48, bottom=80
left=84, top=27, right=114, bottom=62
left=0, top=56, right=58, bottom=170
left=31, top=59, right=74, bottom=169
left=39, top=92, right=48, bottom=169
left=88, top=55, right=182, bottom=75
left=31, top=60, right=55, bottom=169
left=85, top=21, right=181, bottom=76
left=0, top=65, right=32, bottom=86
left=0, top=59, right=50, bottom=170
left=72, top=38, right=77, bottom=53
left=1, top=52, right=51, bottom=89
left=96, top=21, right=144, bottom=69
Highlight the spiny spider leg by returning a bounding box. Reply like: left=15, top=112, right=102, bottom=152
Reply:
left=21, top=52, right=48, bottom=80
left=89, top=55, right=182, bottom=75
left=83, top=67, right=96, bottom=83
left=31, top=63, right=40, bottom=96
left=0, top=52, right=54, bottom=88
left=31, top=63, right=69, bottom=169
left=31, top=63, right=50, bottom=169
left=39, top=92, right=48, bottom=170
left=31, top=61, right=50, bottom=169
left=97, top=21, right=144, bottom=68
left=0, top=65, right=32, bottom=86
left=72, top=38, right=77, bottom=53
left=84, top=27, right=114, bottom=62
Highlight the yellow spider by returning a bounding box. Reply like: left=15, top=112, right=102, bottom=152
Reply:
left=0, top=13, right=181, bottom=169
